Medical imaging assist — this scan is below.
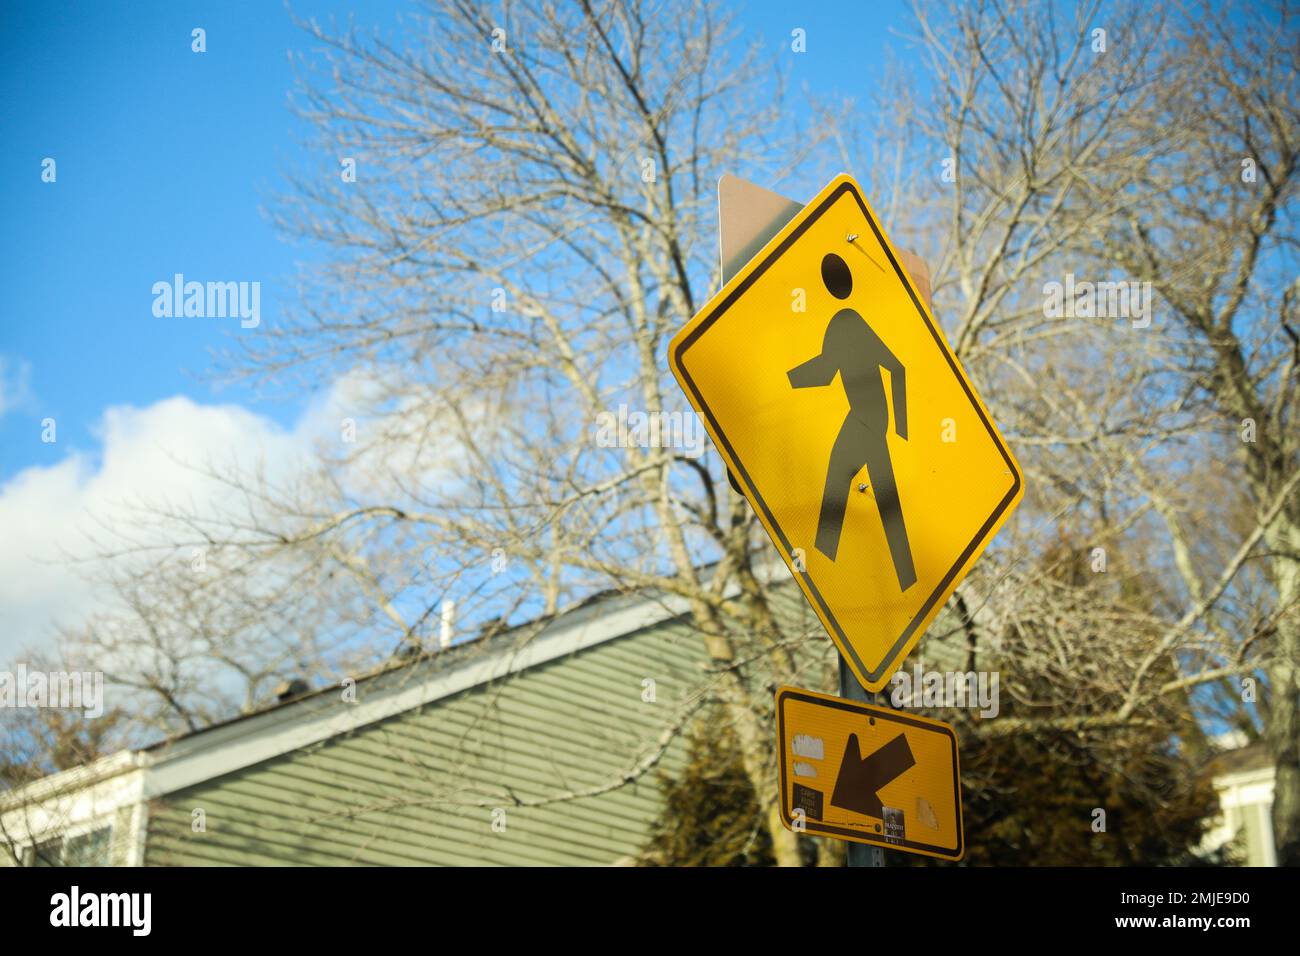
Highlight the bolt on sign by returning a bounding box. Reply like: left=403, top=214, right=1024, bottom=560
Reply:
left=669, top=173, right=1023, bottom=692
left=776, top=686, right=963, bottom=860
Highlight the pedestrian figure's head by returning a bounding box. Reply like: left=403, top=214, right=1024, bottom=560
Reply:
left=822, top=253, right=852, bottom=299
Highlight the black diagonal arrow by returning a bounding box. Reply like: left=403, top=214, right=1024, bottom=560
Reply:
left=830, top=732, right=916, bottom=818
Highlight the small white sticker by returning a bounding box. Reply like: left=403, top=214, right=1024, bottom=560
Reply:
left=793, top=762, right=818, bottom=779
left=792, top=734, right=824, bottom=759
left=916, top=796, right=940, bottom=830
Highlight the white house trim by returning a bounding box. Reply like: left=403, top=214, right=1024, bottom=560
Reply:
left=140, top=586, right=707, bottom=798
left=125, top=798, right=149, bottom=867
left=1203, top=763, right=1277, bottom=866
left=1, top=756, right=147, bottom=865
left=138, top=555, right=798, bottom=800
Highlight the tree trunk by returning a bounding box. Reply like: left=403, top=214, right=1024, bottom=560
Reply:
left=715, top=669, right=802, bottom=867
left=1265, top=517, right=1300, bottom=865
left=691, top=608, right=803, bottom=867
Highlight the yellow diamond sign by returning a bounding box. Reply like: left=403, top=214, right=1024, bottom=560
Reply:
left=669, top=174, right=1023, bottom=692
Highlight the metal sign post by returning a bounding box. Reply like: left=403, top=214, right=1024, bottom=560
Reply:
left=838, top=656, right=885, bottom=867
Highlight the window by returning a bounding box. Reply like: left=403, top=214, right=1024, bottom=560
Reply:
left=24, top=826, right=112, bottom=867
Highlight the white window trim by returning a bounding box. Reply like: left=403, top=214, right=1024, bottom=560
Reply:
left=2, top=761, right=147, bottom=866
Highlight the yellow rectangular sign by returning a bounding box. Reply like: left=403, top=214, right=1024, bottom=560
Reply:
left=669, top=174, right=1023, bottom=692
left=776, top=686, right=963, bottom=860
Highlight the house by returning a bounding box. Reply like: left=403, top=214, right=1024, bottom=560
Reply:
left=1, top=570, right=823, bottom=866
left=1200, top=739, right=1278, bottom=867
left=9, top=562, right=1268, bottom=867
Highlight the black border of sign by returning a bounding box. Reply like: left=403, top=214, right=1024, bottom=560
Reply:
left=672, top=178, right=1022, bottom=685
left=776, top=686, right=964, bottom=860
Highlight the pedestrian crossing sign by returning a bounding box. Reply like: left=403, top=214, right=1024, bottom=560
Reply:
left=668, top=173, right=1023, bottom=692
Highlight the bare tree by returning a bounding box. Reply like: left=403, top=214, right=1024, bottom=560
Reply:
left=890, top=0, right=1299, bottom=861
left=1079, top=0, right=1300, bottom=862
left=61, top=0, right=841, bottom=865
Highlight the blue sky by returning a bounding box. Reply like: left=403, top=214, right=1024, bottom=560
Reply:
left=0, top=0, right=914, bottom=653
left=0, top=0, right=913, bottom=483
left=1, top=0, right=368, bottom=479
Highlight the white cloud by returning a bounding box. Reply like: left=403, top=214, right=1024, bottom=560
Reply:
left=0, top=367, right=472, bottom=666
left=0, top=378, right=379, bottom=664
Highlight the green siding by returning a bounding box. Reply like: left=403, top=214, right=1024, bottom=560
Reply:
left=146, top=617, right=713, bottom=866
left=143, top=580, right=960, bottom=866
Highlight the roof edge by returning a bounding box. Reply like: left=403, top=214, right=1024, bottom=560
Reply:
left=8, top=553, right=796, bottom=809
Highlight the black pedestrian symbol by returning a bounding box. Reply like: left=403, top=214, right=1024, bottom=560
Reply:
left=830, top=731, right=916, bottom=819
left=787, top=252, right=918, bottom=590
